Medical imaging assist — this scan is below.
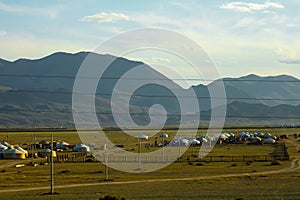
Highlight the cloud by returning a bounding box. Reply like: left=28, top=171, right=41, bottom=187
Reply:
left=279, top=59, right=300, bottom=64
left=0, top=2, right=60, bottom=19
left=129, top=57, right=170, bottom=64
left=276, top=48, right=300, bottom=65
left=220, top=1, right=284, bottom=13
left=81, top=12, right=129, bottom=23
left=0, top=31, right=7, bottom=37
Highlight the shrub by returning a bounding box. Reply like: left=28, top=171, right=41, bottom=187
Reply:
left=59, top=169, right=71, bottom=174
left=271, top=160, right=282, bottom=165
left=99, top=195, right=125, bottom=200
left=196, top=163, right=203, bottom=166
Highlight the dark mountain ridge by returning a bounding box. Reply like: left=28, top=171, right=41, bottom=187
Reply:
left=0, top=51, right=299, bottom=127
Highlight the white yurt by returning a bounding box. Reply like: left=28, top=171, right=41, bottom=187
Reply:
left=14, top=146, right=28, bottom=157
left=38, top=148, right=57, bottom=158
left=0, top=143, right=8, bottom=151
left=139, top=135, right=149, bottom=140
left=170, top=137, right=189, bottom=146
left=2, top=148, right=26, bottom=159
left=160, top=133, right=169, bottom=138
left=264, top=138, right=276, bottom=144
left=1, top=141, right=10, bottom=147
left=73, top=144, right=90, bottom=152
left=188, top=139, right=200, bottom=145
left=56, top=141, right=70, bottom=149
left=196, top=137, right=208, bottom=143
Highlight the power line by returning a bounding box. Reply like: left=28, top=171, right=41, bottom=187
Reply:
left=0, top=108, right=299, bottom=119
left=2, top=89, right=300, bottom=102
left=0, top=74, right=299, bottom=82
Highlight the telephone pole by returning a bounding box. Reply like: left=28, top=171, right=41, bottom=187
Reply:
left=50, top=134, right=54, bottom=194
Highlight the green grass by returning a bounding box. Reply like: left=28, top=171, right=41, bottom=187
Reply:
left=0, top=128, right=299, bottom=199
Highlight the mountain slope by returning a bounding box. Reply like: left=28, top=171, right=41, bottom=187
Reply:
left=0, top=52, right=299, bottom=127
left=207, top=74, right=300, bottom=106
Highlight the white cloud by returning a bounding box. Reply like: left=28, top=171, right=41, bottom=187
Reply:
left=286, top=23, right=300, bottom=28
left=0, top=34, right=91, bottom=61
left=276, top=47, right=300, bottom=65
left=279, top=59, right=300, bottom=64
left=0, top=2, right=60, bottom=19
left=220, top=1, right=284, bottom=13
left=129, top=57, right=170, bottom=64
left=81, top=12, right=129, bottom=23
left=0, top=31, right=7, bottom=36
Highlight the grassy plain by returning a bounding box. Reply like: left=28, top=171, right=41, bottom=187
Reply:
left=0, top=128, right=299, bottom=199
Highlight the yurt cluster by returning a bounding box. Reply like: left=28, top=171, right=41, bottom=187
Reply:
left=0, top=131, right=281, bottom=160
left=157, top=132, right=279, bottom=147
left=0, top=140, right=90, bottom=160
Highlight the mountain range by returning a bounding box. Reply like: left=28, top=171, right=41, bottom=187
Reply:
left=0, top=52, right=299, bottom=128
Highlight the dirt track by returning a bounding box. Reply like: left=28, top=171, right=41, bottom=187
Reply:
left=0, top=141, right=299, bottom=193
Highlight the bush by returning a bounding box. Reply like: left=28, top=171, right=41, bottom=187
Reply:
left=196, top=163, right=203, bottom=166
left=188, top=162, right=193, bottom=165
left=59, top=169, right=71, bottom=174
left=99, top=195, right=125, bottom=200
left=271, top=160, right=282, bottom=165
left=231, top=163, right=237, bottom=167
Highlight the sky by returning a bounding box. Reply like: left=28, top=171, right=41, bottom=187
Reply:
left=0, top=0, right=300, bottom=83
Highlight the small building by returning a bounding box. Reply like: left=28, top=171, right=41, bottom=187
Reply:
left=2, top=148, right=26, bottom=159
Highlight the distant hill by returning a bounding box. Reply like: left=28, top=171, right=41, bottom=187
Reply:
left=0, top=52, right=299, bottom=127
left=192, top=74, right=300, bottom=107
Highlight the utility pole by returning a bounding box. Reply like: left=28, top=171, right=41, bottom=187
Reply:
left=138, top=136, right=141, bottom=170
left=162, top=136, right=165, bottom=163
left=50, top=134, right=54, bottom=194
left=104, top=137, right=109, bottom=181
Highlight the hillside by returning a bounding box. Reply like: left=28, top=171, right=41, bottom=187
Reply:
left=0, top=52, right=299, bottom=127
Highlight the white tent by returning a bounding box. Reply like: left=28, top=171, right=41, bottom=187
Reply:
left=170, top=137, right=189, bottom=146
left=14, top=146, right=28, bottom=157
left=160, top=133, right=169, bottom=138
left=56, top=141, right=69, bottom=149
left=0, top=143, right=7, bottom=151
left=264, top=138, right=276, bottom=144
left=2, top=148, right=26, bottom=159
left=139, top=135, right=149, bottom=140
left=188, top=139, right=200, bottom=145
left=73, top=144, right=90, bottom=152
left=219, top=133, right=228, bottom=139
left=1, top=141, right=10, bottom=147
left=196, top=137, right=208, bottom=143
left=38, top=148, right=57, bottom=158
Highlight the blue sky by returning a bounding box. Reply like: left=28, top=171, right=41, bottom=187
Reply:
left=0, top=0, right=300, bottom=81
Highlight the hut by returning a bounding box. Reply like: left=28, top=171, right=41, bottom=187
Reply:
left=73, top=144, right=90, bottom=152
left=14, top=146, right=28, bottom=157
left=2, top=148, right=26, bottom=159
left=0, top=143, right=7, bottom=151
left=56, top=141, right=70, bottom=149
left=38, top=149, right=57, bottom=158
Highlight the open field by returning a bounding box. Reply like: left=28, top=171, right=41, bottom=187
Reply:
left=0, top=128, right=299, bottom=199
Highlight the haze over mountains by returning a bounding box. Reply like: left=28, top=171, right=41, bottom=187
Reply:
left=0, top=52, right=299, bottom=127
